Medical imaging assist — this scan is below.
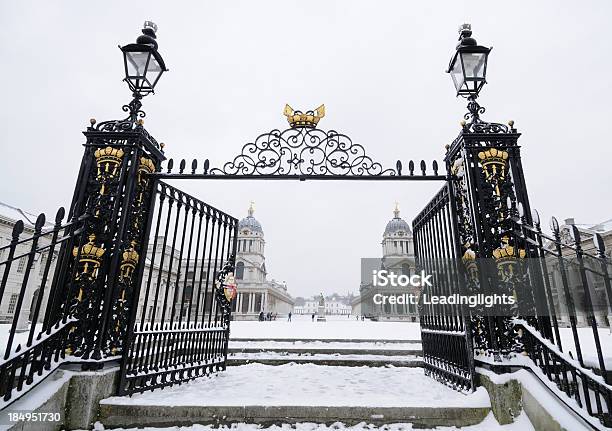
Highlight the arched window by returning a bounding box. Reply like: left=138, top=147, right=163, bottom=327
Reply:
left=236, top=261, right=245, bottom=280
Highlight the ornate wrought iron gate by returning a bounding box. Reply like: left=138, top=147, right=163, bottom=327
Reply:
left=117, top=181, right=238, bottom=395
left=413, top=184, right=475, bottom=391
left=4, top=100, right=611, bottom=427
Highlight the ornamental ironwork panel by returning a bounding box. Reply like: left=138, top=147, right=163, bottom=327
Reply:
left=209, top=127, right=397, bottom=177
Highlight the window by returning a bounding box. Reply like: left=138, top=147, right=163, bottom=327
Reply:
left=17, top=257, right=26, bottom=273
left=39, top=253, right=48, bottom=276
left=7, top=294, right=19, bottom=314
left=235, top=261, right=245, bottom=280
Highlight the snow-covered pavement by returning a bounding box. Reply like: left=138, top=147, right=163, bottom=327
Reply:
left=102, top=363, right=489, bottom=408
left=229, top=317, right=421, bottom=341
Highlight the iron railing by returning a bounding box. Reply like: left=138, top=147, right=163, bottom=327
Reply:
left=505, top=211, right=612, bottom=425
left=0, top=208, right=87, bottom=406
left=118, top=181, right=238, bottom=395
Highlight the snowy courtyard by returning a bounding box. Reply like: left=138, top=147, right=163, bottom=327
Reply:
left=229, top=315, right=422, bottom=341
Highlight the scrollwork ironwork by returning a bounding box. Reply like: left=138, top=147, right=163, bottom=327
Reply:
left=462, top=98, right=510, bottom=134
left=90, top=95, right=161, bottom=151
left=208, top=128, right=397, bottom=177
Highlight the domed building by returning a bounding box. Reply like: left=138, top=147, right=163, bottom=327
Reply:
left=232, top=203, right=294, bottom=320
left=352, top=203, right=419, bottom=321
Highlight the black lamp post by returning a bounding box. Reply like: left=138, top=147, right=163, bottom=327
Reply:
left=447, top=24, right=492, bottom=125
left=119, top=21, right=168, bottom=120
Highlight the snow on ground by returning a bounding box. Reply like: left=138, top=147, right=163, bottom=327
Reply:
left=228, top=341, right=421, bottom=350
left=102, top=363, right=490, bottom=408
left=90, top=412, right=534, bottom=431
left=230, top=316, right=421, bottom=341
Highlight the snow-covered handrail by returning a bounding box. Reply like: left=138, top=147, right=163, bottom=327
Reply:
left=514, top=320, right=612, bottom=425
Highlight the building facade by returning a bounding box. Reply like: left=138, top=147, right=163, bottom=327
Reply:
left=294, top=296, right=351, bottom=315
left=231, top=203, right=294, bottom=319
left=352, top=204, right=419, bottom=321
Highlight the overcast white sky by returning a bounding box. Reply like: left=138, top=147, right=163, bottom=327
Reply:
left=1, top=1, right=611, bottom=298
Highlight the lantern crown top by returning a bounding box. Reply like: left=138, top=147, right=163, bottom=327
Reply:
left=136, top=21, right=159, bottom=49
left=457, top=23, right=477, bottom=47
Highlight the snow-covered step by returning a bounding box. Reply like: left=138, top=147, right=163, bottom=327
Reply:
left=227, top=340, right=422, bottom=356
left=227, top=351, right=423, bottom=367
left=230, top=337, right=421, bottom=344
left=99, top=363, right=491, bottom=429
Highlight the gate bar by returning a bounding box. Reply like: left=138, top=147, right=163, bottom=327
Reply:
left=149, top=174, right=447, bottom=181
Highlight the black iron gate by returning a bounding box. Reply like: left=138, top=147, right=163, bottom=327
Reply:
left=413, top=184, right=475, bottom=391
left=118, top=181, right=238, bottom=395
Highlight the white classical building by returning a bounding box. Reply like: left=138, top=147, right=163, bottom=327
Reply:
left=232, top=203, right=294, bottom=319
left=352, top=204, right=419, bottom=321
left=0, top=201, right=57, bottom=326
left=294, top=297, right=351, bottom=315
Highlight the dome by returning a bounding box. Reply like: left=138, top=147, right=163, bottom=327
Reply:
left=238, top=202, right=263, bottom=234
left=384, top=203, right=411, bottom=236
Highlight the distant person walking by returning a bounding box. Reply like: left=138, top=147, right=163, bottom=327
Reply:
left=288, top=312, right=292, bottom=322
left=259, top=311, right=264, bottom=321
left=311, top=313, right=315, bottom=322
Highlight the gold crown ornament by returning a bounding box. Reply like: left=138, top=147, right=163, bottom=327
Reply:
left=477, top=148, right=509, bottom=181
left=120, top=241, right=139, bottom=280
left=137, top=156, right=156, bottom=188
left=73, top=234, right=105, bottom=278
left=94, top=147, right=125, bottom=178
left=138, top=157, right=156, bottom=176
left=493, top=236, right=526, bottom=280
left=283, top=104, right=325, bottom=128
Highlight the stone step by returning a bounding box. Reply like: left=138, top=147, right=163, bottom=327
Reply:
left=227, top=347, right=422, bottom=356
left=227, top=355, right=423, bottom=367
left=99, top=363, right=492, bottom=429
left=99, top=404, right=490, bottom=429
left=230, top=338, right=420, bottom=344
